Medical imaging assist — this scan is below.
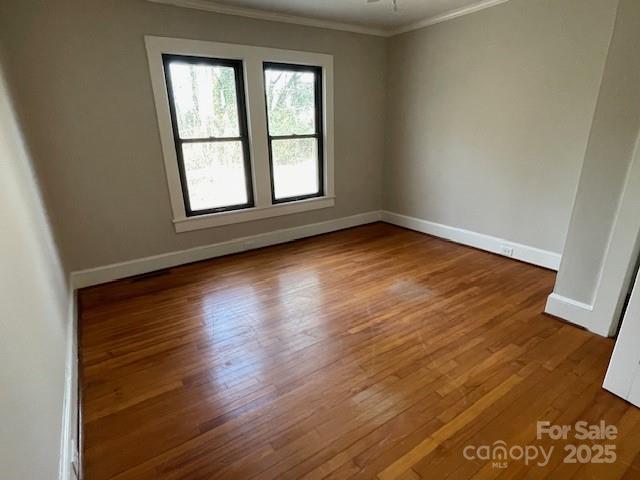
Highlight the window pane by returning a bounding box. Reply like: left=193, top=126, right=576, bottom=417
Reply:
left=182, top=141, right=248, bottom=211
left=265, top=69, right=316, bottom=136
left=168, top=62, right=240, bottom=139
left=271, top=138, right=319, bottom=200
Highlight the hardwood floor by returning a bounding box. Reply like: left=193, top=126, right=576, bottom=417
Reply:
left=80, top=223, right=640, bottom=479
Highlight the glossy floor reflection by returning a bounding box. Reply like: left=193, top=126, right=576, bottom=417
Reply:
left=80, top=223, right=640, bottom=479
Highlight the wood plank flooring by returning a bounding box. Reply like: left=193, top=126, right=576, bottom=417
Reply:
left=79, top=223, right=640, bottom=479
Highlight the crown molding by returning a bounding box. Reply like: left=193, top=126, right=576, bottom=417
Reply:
left=147, top=0, right=390, bottom=37
left=390, top=0, right=512, bottom=35
left=147, top=0, right=513, bottom=38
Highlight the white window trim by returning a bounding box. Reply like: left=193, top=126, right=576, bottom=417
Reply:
left=145, top=35, right=335, bottom=232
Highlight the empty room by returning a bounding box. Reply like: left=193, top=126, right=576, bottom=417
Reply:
left=3, top=0, right=640, bottom=478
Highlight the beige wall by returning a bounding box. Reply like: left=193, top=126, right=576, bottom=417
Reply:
left=1, top=0, right=624, bottom=276
left=553, top=0, right=640, bottom=305
left=0, top=59, right=70, bottom=479
left=0, top=0, right=387, bottom=272
left=384, top=0, right=618, bottom=254
left=0, top=0, right=637, bottom=475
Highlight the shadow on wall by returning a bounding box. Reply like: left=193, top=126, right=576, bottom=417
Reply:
left=0, top=59, right=72, bottom=479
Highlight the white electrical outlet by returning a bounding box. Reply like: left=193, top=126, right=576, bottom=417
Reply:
left=500, top=245, right=515, bottom=257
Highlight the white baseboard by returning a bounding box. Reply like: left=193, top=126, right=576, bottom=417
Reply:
left=71, top=211, right=382, bottom=289
left=59, top=290, right=78, bottom=480
left=381, top=211, right=561, bottom=271
left=544, top=293, right=598, bottom=332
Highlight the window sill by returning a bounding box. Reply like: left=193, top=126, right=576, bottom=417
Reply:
left=173, top=196, right=335, bottom=232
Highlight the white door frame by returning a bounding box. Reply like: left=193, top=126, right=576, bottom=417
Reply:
left=587, top=131, right=640, bottom=336
left=604, top=266, right=640, bottom=406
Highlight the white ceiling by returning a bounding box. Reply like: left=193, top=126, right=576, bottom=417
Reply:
left=154, top=0, right=511, bottom=35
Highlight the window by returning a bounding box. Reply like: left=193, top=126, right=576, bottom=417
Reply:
left=162, top=54, right=254, bottom=215
left=146, top=37, right=334, bottom=232
left=264, top=63, right=323, bottom=203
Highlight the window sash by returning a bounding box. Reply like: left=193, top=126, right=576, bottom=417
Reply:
left=162, top=54, right=255, bottom=216
left=263, top=62, right=324, bottom=204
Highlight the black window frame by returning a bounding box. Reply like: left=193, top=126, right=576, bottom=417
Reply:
left=162, top=53, right=255, bottom=217
left=263, top=62, right=325, bottom=204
